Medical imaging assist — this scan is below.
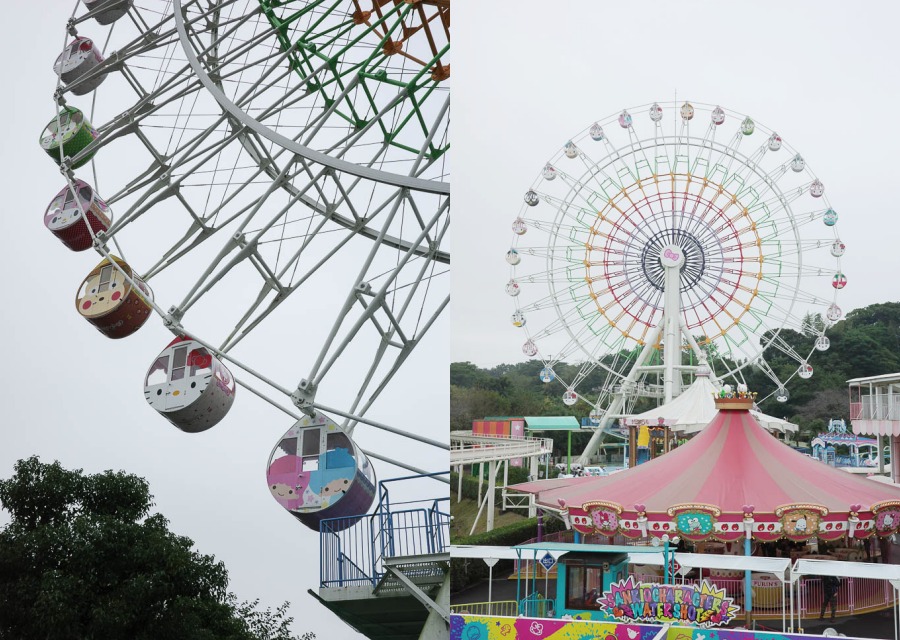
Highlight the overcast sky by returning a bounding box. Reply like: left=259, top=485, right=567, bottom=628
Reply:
left=1, top=2, right=447, bottom=638
left=453, top=1, right=900, bottom=373
left=5, top=2, right=900, bottom=638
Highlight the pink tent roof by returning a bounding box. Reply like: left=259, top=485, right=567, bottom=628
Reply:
left=510, top=409, right=900, bottom=543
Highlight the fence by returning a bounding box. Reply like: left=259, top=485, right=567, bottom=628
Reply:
left=320, top=473, right=450, bottom=589
left=450, top=600, right=519, bottom=617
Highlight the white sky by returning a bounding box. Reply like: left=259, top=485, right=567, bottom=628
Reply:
left=1, top=2, right=447, bottom=638
left=453, top=0, right=900, bottom=369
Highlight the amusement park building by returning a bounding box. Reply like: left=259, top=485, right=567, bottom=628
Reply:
left=849, top=373, right=900, bottom=483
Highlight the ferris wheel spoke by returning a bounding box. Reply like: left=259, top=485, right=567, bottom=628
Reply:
left=304, top=195, right=447, bottom=383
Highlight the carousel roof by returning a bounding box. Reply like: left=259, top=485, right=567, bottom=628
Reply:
left=624, top=375, right=798, bottom=434
left=511, top=408, right=900, bottom=517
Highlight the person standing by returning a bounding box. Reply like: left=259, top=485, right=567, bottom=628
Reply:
left=820, top=575, right=840, bottom=622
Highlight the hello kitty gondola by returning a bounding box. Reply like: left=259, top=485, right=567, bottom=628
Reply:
left=267, top=413, right=376, bottom=531
left=144, top=337, right=236, bottom=433
left=76, top=256, right=152, bottom=338
left=40, top=107, right=98, bottom=169
left=45, top=180, right=111, bottom=251
left=54, top=37, right=106, bottom=95
left=83, top=0, right=133, bottom=24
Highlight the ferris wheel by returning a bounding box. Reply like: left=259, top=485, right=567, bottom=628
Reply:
left=508, top=101, right=843, bottom=457
left=43, top=0, right=450, bottom=521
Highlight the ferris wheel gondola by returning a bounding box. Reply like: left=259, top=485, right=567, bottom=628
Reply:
left=44, top=180, right=111, bottom=251
left=267, top=412, right=376, bottom=531
left=144, top=337, right=236, bottom=433
left=75, top=256, right=152, bottom=338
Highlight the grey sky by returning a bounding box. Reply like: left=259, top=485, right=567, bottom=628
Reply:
left=453, top=1, right=900, bottom=370
left=1, top=2, right=447, bottom=638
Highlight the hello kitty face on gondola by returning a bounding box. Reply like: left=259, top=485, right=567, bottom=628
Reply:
left=55, top=37, right=101, bottom=75
left=649, top=103, right=663, bottom=122
left=711, top=106, right=725, bottom=125
left=77, top=263, right=127, bottom=317
left=810, top=180, right=825, bottom=198
left=45, top=183, right=93, bottom=231
left=680, top=102, right=694, bottom=121
left=767, top=133, right=782, bottom=152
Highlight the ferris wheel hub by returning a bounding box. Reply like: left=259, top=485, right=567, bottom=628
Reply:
left=659, top=243, right=686, bottom=269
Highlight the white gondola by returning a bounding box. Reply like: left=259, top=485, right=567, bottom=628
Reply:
left=266, top=412, right=376, bottom=531
left=54, top=37, right=106, bottom=95
left=144, top=337, right=235, bottom=432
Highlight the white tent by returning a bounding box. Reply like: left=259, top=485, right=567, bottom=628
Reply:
left=624, top=374, right=798, bottom=434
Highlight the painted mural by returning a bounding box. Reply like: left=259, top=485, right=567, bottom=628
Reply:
left=451, top=615, right=847, bottom=640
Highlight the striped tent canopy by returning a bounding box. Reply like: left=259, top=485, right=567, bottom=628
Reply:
left=509, top=407, right=900, bottom=543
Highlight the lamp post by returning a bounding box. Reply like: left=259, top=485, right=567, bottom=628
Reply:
left=652, top=534, right=680, bottom=585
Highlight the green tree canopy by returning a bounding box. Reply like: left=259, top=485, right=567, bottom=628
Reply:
left=0, top=457, right=313, bottom=640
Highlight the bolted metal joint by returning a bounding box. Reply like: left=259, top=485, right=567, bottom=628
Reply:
left=355, top=281, right=373, bottom=296
left=166, top=305, right=185, bottom=323
left=291, top=379, right=317, bottom=416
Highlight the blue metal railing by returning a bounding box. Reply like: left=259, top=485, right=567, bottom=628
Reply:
left=320, top=473, right=450, bottom=589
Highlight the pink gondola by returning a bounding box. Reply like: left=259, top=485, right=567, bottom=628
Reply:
left=45, top=180, right=111, bottom=251
left=267, top=413, right=376, bottom=531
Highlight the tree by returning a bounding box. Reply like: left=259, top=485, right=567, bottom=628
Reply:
left=0, top=457, right=314, bottom=640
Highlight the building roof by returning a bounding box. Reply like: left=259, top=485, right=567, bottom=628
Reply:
left=847, top=373, right=900, bottom=385
left=523, top=416, right=581, bottom=431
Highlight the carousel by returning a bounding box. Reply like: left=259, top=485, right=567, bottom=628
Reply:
left=509, top=389, right=900, bottom=546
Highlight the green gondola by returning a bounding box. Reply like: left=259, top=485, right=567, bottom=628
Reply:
left=39, top=107, right=98, bottom=169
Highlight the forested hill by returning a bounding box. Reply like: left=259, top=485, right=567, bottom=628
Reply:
left=451, top=302, right=900, bottom=444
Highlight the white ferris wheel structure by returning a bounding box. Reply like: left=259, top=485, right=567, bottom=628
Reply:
left=507, top=101, right=844, bottom=463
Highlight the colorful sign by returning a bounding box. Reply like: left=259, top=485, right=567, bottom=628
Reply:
left=596, top=577, right=739, bottom=628
left=452, top=614, right=825, bottom=640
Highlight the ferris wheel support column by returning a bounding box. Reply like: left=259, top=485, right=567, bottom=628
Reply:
left=577, top=323, right=664, bottom=467
left=661, top=245, right=686, bottom=404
